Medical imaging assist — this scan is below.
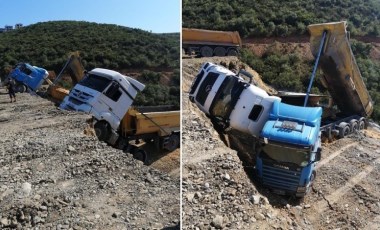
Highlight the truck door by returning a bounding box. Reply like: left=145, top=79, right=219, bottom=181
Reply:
left=98, top=81, right=126, bottom=120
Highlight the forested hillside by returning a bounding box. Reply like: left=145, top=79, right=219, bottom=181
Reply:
left=0, top=21, right=180, bottom=107
left=183, top=0, right=380, bottom=37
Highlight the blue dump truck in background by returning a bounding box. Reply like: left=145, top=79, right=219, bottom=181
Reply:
left=5, top=53, right=85, bottom=102
left=8, top=62, right=49, bottom=93
left=189, top=21, right=373, bottom=197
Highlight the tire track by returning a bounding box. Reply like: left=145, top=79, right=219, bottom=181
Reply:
left=315, top=142, right=359, bottom=170
left=316, top=157, right=380, bottom=212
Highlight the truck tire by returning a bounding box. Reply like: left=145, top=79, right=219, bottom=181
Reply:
left=214, top=47, right=226, bottom=56
left=358, top=120, right=365, bottom=130
left=15, top=84, right=26, bottom=93
left=349, top=119, right=358, bottom=132
left=164, top=134, right=179, bottom=151
left=200, top=46, right=213, bottom=57
left=227, top=48, right=238, bottom=56
left=94, top=121, right=111, bottom=142
left=338, top=122, right=350, bottom=138
left=132, top=149, right=148, bottom=164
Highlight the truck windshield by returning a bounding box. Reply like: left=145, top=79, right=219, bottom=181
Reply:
left=79, top=74, right=111, bottom=92
left=262, top=143, right=310, bottom=167
left=211, top=75, right=244, bottom=120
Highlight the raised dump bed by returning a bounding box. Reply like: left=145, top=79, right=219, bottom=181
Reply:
left=308, top=21, right=373, bottom=117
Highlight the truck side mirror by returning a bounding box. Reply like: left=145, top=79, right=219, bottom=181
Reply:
left=315, top=147, right=322, bottom=161
left=238, top=69, right=257, bottom=85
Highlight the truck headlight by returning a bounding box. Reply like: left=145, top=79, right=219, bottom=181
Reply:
left=296, top=186, right=306, bottom=193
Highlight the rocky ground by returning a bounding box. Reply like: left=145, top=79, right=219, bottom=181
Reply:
left=182, top=57, right=380, bottom=229
left=0, top=90, right=180, bottom=229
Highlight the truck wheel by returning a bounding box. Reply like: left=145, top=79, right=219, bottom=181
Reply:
left=200, top=46, right=213, bottom=57
left=358, top=120, right=365, bottom=130
left=94, top=121, right=111, bottom=142
left=164, top=134, right=179, bottom=151
left=338, top=122, right=350, bottom=138
left=132, top=149, right=148, bottom=164
left=227, top=49, right=238, bottom=56
left=15, top=84, right=26, bottom=93
left=214, top=47, right=226, bottom=56
left=349, top=119, right=358, bottom=132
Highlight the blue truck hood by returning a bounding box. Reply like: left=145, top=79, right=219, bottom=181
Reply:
left=261, top=100, right=322, bottom=146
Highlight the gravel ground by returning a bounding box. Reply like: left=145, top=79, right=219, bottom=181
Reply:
left=0, top=90, right=180, bottom=229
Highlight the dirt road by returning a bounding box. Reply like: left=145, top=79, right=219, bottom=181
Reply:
left=0, top=90, right=179, bottom=229
left=182, top=57, right=380, bottom=229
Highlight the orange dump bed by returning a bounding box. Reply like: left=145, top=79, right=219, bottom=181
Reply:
left=120, top=107, right=180, bottom=137
left=182, top=28, right=242, bottom=47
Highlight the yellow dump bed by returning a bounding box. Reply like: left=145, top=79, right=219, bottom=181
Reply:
left=120, top=107, right=180, bottom=137
left=182, top=28, right=242, bottom=47
left=308, top=21, right=373, bottom=117
left=48, top=85, right=69, bottom=102
left=48, top=52, right=85, bottom=102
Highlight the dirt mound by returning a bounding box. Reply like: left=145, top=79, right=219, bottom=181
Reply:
left=182, top=57, right=380, bottom=229
left=0, top=91, right=179, bottom=229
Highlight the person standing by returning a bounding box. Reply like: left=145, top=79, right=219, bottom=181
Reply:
left=6, top=79, right=16, bottom=103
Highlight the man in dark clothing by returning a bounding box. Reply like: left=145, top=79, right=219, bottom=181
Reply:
left=6, top=79, right=16, bottom=102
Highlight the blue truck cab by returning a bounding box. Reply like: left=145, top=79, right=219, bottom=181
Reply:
left=256, top=100, right=322, bottom=197
left=9, top=63, right=49, bottom=92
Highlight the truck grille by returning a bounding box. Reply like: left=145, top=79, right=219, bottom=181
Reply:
left=68, top=97, right=83, bottom=105
left=72, top=89, right=93, bottom=101
left=262, top=164, right=301, bottom=192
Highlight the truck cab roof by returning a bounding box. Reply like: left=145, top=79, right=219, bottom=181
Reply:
left=262, top=100, right=322, bottom=146
left=89, top=68, right=145, bottom=92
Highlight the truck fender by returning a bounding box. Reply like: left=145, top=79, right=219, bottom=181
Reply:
left=93, top=111, right=120, bottom=131
left=93, top=120, right=119, bottom=145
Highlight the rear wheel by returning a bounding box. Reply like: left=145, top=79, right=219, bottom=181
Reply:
left=15, top=84, right=26, bottom=93
left=94, top=121, right=111, bottom=142
left=164, top=134, right=180, bottom=151
left=227, top=48, right=238, bottom=56
left=338, top=122, right=350, bottom=138
left=358, top=120, right=365, bottom=130
left=349, top=119, right=358, bottom=132
left=132, top=149, right=148, bottom=164
left=214, top=47, right=226, bottom=56
left=200, top=46, right=213, bottom=57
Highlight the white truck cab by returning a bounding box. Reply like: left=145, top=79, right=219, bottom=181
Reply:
left=189, top=62, right=281, bottom=137
left=60, top=68, right=145, bottom=143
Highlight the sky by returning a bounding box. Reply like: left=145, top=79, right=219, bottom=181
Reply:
left=0, top=0, right=181, bottom=33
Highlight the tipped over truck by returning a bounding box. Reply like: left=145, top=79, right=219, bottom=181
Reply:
left=189, top=62, right=322, bottom=197
left=60, top=68, right=180, bottom=163
left=6, top=53, right=85, bottom=102
left=188, top=21, right=374, bottom=197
